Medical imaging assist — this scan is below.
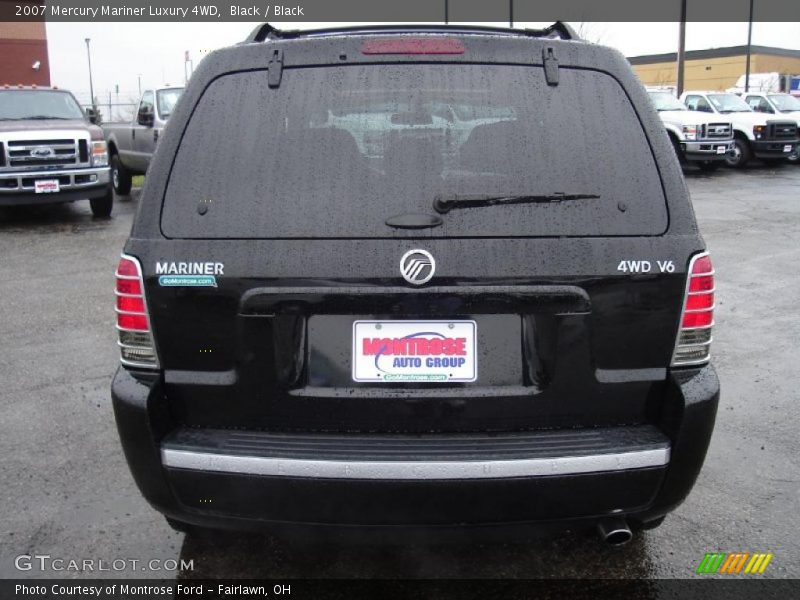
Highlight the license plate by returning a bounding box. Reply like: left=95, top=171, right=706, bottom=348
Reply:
left=716, top=145, right=727, bottom=154
left=352, top=320, right=477, bottom=383
left=784, top=145, right=793, bottom=153
left=34, top=179, right=60, bottom=194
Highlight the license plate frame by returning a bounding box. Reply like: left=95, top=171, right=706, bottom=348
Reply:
left=34, top=179, right=60, bottom=194
left=352, top=320, right=477, bottom=383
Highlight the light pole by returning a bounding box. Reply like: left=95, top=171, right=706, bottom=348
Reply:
left=676, top=0, right=687, bottom=96
left=744, top=0, right=754, bottom=92
left=137, top=74, right=142, bottom=97
left=84, top=38, right=95, bottom=110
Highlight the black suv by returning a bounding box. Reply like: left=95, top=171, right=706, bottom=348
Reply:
left=112, top=23, right=719, bottom=543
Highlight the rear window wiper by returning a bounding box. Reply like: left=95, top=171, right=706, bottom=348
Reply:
left=433, top=192, right=601, bottom=214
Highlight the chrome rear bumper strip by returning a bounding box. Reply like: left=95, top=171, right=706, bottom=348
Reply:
left=161, top=447, right=670, bottom=480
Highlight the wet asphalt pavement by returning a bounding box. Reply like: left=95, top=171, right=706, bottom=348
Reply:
left=0, top=165, right=798, bottom=583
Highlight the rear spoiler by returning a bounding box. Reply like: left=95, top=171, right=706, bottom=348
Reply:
left=244, top=22, right=580, bottom=44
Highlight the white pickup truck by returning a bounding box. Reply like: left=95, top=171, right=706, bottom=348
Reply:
left=647, top=90, right=733, bottom=171
left=680, top=91, right=798, bottom=167
left=741, top=92, right=800, bottom=164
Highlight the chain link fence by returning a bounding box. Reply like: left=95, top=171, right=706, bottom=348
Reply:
left=79, top=102, right=137, bottom=124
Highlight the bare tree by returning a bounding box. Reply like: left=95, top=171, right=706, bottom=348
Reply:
left=120, top=95, right=140, bottom=121
left=572, top=22, right=607, bottom=44
left=653, top=71, right=677, bottom=90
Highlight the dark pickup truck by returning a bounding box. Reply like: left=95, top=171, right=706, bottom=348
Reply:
left=112, top=23, right=720, bottom=544
left=103, top=87, right=183, bottom=195
left=0, top=86, right=112, bottom=216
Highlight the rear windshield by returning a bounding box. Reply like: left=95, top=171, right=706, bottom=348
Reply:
left=162, top=64, right=667, bottom=238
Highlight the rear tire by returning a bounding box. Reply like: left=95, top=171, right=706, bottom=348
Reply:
left=632, top=516, right=666, bottom=531
left=90, top=187, right=113, bottom=218
left=697, top=161, right=721, bottom=172
left=165, top=516, right=191, bottom=533
left=725, top=138, right=751, bottom=168
left=111, top=154, right=132, bottom=195
left=164, top=517, right=217, bottom=538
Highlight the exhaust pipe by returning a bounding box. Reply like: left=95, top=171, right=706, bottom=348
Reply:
left=597, top=517, right=632, bottom=546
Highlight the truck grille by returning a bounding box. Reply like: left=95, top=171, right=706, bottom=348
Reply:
left=700, top=123, right=732, bottom=140
left=6, top=138, right=80, bottom=169
left=766, top=122, right=798, bottom=140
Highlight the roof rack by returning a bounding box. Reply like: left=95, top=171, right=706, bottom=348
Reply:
left=244, top=22, right=579, bottom=44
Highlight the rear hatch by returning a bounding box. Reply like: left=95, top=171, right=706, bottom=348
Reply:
left=140, top=48, right=688, bottom=433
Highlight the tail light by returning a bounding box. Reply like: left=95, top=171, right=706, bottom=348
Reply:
left=116, top=254, right=158, bottom=368
left=361, top=38, right=465, bottom=55
left=672, top=252, right=714, bottom=366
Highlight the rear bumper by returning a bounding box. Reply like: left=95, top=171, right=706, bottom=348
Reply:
left=111, top=364, right=719, bottom=531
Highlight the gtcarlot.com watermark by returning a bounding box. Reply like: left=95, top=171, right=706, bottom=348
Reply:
left=14, top=554, right=194, bottom=572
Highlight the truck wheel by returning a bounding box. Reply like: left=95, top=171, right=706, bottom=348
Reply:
left=111, top=154, right=132, bottom=195
left=725, top=138, right=751, bottom=168
left=697, top=161, right=720, bottom=172
left=788, top=147, right=799, bottom=164
left=90, top=186, right=114, bottom=218
left=670, top=136, right=686, bottom=166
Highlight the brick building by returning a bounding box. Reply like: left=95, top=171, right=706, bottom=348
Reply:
left=0, top=20, right=50, bottom=86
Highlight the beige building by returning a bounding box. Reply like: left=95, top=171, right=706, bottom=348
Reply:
left=628, top=46, right=800, bottom=91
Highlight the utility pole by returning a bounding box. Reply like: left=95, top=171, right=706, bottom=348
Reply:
left=745, top=0, right=754, bottom=92
left=84, top=38, right=95, bottom=109
left=137, top=74, right=142, bottom=97
left=509, top=0, right=513, bottom=27
left=444, top=0, right=448, bottom=24
left=676, top=0, right=687, bottom=96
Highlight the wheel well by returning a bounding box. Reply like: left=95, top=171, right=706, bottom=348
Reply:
left=107, top=141, right=118, bottom=156
left=666, top=131, right=685, bottom=162
left=733, top=130, right=750, bottom=143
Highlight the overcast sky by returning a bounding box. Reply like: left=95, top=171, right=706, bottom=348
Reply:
left=45, top=21, right=800, bottom=106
